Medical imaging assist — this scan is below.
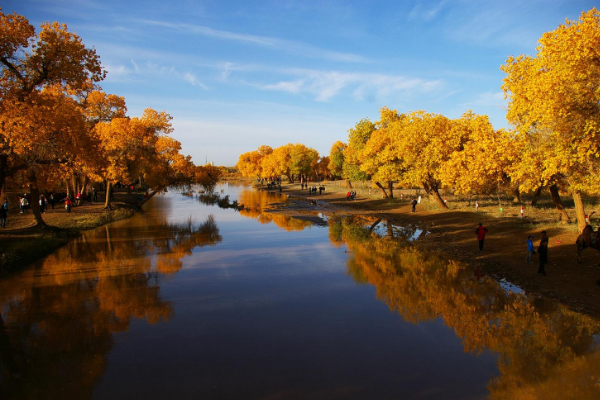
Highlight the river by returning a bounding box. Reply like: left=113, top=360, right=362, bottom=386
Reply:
left=1, top=183, right=599, bottom=399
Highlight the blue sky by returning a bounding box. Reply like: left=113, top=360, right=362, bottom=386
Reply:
left=4, top=0, right=597, bottom=166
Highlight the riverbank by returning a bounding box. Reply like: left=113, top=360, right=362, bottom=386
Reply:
left=0, top=193, right=139, bottom=276
left=269, top=181, right=600, bottom=318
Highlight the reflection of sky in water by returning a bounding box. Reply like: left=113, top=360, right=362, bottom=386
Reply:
left=93, top=185, right=497, bottom=399
left=5, top=183, right=600, bottom=399
left=370, top=222, right=426, bottom=241
left=499, top=278, right=526, bottom=296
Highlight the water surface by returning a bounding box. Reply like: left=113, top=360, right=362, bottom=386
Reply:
left=1, top=183, right=599, bottom=399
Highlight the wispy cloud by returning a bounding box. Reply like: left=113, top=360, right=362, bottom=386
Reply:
left=184, top=73, right=209, bottom=89
left=255, top=69, right=443, bottom=102
left=409, top=0, right=449, bottom=21
left=459, top=91, right=507, bottom=109
left=103, top=59, right=208, bottom=89
left=137, top=19, right=368, bottom=63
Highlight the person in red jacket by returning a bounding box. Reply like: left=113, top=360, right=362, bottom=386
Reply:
left=475, top=223, right=488, bottom=252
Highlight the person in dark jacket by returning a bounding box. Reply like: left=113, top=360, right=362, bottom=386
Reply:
left=537, top=231, right=549, bottom=276
left=475, top=223, right=488, bottom=252
left=0, top=199, right=7, bottom=228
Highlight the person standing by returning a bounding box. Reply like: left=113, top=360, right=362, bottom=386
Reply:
left=65, top=197, right=72, bottom=213
left=475, top=223, right=488, bottom=252
left=537, top=231, right=549, bottom=276
left=411, top=198, right=418, bottom=213
left=20, top=195, right=28, bottom=214
left=0, top=199, right=7, bottom=228
left=526, top=235, right=535, bottom=264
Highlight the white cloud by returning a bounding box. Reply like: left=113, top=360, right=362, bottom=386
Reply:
left=459, top=91, right=506, bottom=109
left=137, top=19, right=368, bottom=63
left=130, top=59, right=140, bottom=73
left=103, top=57, right=209, bottom=89
left=103, top=63, right=129, bottom=79
left=409, top=0, right=449, bottom=21
left=218, top=62, right=234, bottom=81
left=256, top=69, right=443, bottom=102
left=183, top=73, right=209, bottom=90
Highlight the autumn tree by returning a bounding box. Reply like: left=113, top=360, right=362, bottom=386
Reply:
left=501, top=8, right=600, bottom=232
left=94, top=108, right=176, bottom=209
left=261, top=144, right=294, bottom=181
left=343, top=119, right=374, bottom=189
left=387, top=111, right=467, bottom=209
left=359, top=107, right=404, bottom=198
left=0, top=11, right=105, bottom=192
left=194, top=164, right=223, bottom=193
left=236, top=145, right=272, bottom=179
left=315, top=156, right=330, bottom=180
left=328, top=141, right=347, bottom=179
left=289, top=143, right=319, bottom=183
left=0, top=85, right=98, bottom=225
left=439, top=112, right=519, bottom=206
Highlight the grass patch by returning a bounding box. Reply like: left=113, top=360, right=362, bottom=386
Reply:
left=50, top=208, right=135, bottom=230
left=0, top=233, right=73, bottom=277
left=0, top=206, right=137, bottom=276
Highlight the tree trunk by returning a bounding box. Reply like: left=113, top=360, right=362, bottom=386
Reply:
left=573, top=190, right=587, bottom=233
left=345, top=180, right=353, bottom=189
left=512, top=187, right=521, bottom=203
left=65, top=179, right=71, bottom=199
left=430, top=186, right=448, bottom=209
left=367, top=219, right=382, bottom=234
left=530, top=186, right=543, bottom=206
left=80, top=176, right=89, bottom=200
left=104, top=181, right=113, bottom=209
left=549, top=184, right=570, bottom=224
left=422, top=181, right=432, bottom=195
left=72, top=174, right=78, bottom=198
left=425, top=177, right=448, bottom=209
left=387, top=181, right=394, bottom=199
left=139, top=189, right=160, bottom=208
left=27, top=175, right=46, bottom=227
left=386, top=223, right=394, bottom=237
left=0, top=155, right=7, bottom=197
left=375, top=181, right=388, bottom=198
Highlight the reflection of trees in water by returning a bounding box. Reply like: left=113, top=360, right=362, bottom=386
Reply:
left=236, top=189, right=314, bottom=231
left=197, top=193, right=243, bottom=210
left=330, top=216, right=600, bottom=399
left=0, top=215, right=221, bottom=399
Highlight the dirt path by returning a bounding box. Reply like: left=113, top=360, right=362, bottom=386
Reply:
left=273, top=183, right=600, bottom=318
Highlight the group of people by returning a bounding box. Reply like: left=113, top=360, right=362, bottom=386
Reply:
left=475, top=223, right=549, bottom=276
left=306, top=185, right=324, bottom=195
left=528, top=231, right=549, bottom=275
left=0, top=189, right=95, bottom=227
left=346, top=191, right=357, bottom=200
left=300, top=182, right=326, bottom=194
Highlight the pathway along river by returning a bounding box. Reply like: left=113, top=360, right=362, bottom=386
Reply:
left=1, top=183, right=600, bottom=399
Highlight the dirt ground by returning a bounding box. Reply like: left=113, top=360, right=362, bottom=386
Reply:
left=273, top=183, right=600, bottom=319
